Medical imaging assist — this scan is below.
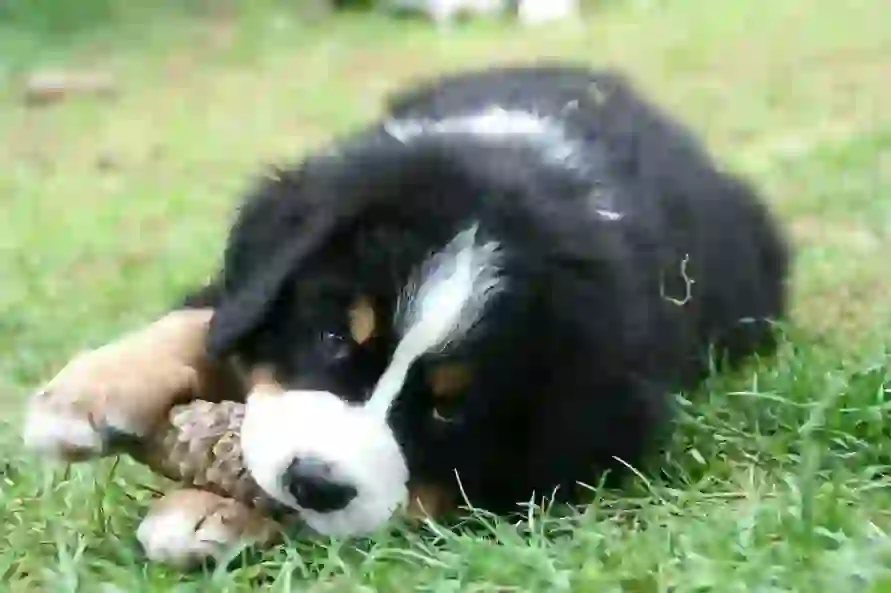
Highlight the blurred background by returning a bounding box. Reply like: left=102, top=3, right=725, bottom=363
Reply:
left=1, top=1, right=890, bottom=589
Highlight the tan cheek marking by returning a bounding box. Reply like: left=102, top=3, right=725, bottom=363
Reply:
left=348, top=296, right=376, bottom=345
left=406, top=483, right=454, bottom=521
left=426, top=362, right=472, bottom=399
left=246, top=366, right=285, bottom=395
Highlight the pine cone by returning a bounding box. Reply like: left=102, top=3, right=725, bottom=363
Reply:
left=122, top=400, right=298, bottom=521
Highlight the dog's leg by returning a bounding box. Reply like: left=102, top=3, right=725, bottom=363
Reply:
left=137, top=488, right=281, bottom=570
left=22, top=286, right=244, bottom=461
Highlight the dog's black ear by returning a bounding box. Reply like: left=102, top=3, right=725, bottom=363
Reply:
left=205, top=211, right=338, bottom=360
left=203, top=143, right=412, bottom=359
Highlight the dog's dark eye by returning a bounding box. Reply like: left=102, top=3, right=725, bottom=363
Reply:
left=431, top=399, right=461, bottom=424
left=319, top=331, right=351, bottom=361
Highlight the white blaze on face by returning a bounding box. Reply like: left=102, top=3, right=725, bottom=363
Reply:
left=240, top=223, right=504, bottom=537
left=366, top=224, right=503, bottom=417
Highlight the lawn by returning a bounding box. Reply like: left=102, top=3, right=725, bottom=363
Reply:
left=2, top=0, right=891, bottom=590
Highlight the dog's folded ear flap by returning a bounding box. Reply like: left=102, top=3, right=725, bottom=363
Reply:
left=205, top=214, right=338, bottom=360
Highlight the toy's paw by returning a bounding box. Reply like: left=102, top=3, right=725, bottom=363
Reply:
left=22, top=310, right=213, bottom=461
left=137, top=488, right=280, bottom=570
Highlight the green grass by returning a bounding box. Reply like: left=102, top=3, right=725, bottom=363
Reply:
left=2, top=0, right=891, bottom=590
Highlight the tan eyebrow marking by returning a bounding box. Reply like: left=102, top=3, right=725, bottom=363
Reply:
left=426, top=362, right=472, bottom=400
left=348, top=295, right=376, bottom=345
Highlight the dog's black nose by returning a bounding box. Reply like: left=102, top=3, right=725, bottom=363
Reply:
left=284, top=456, right=357, bottom=513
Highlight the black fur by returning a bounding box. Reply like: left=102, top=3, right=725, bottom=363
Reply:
left=183, top=63, right=790, bottom=515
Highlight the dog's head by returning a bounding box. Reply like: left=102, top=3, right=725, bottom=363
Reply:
left=205, top=142, right=531, bottom=537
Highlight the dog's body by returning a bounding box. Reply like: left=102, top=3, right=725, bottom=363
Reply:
left=24, top=64, right=789, bottom=557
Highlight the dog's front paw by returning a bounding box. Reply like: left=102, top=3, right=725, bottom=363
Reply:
left=137, top=488, right=280, bottom=570
left=22, top=310, right=213, bottom=461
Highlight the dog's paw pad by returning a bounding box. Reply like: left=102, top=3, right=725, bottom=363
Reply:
left=21, top=393, right=107, bottom=461
left=137, top=506, right=228, bottom=569
left=137, top=489, right=278, bottom=570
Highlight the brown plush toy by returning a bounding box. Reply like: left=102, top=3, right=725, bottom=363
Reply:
left=128, top=399, right=301, bottom=569
left=131, top=400, right=277, bottom=513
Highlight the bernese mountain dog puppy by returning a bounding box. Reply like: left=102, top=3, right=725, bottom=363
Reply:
left=23, top=64, right=789, bottom=547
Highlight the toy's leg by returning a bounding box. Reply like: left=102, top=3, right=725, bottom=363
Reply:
left=22, top=283, right=244, bottom=461
left=137, top=488, right=281, bottom=570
